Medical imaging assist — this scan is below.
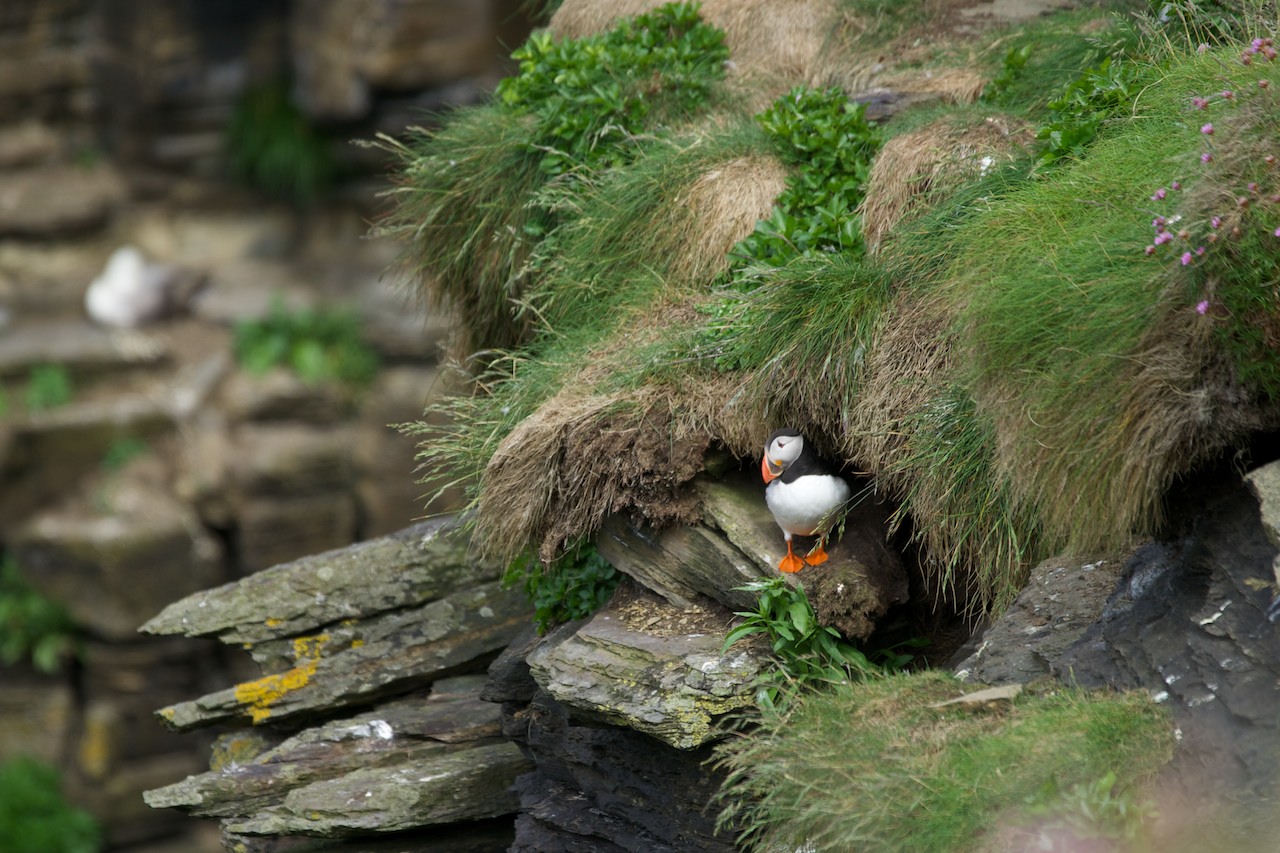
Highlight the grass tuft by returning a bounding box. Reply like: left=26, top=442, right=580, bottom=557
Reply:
left=715, top=672, right=1174, bottom=852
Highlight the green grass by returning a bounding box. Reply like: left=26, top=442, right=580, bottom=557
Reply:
left=715, top=672, right=1174, bottom=852
left=226, top=79, right=337, bottom=202
left=233, top=300, right=379, bottom=387
left=0, top=757, right=101, bottom=853
left=0, top=554, right=81, bottom=673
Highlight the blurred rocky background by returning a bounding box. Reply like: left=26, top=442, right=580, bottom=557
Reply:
left=0, top=1, right=531, bottom=849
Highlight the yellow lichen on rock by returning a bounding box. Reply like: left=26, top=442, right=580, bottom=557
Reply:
left=233, top=634, right=328, bottom=724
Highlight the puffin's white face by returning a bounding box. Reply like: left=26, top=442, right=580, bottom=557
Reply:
left=763, top=432, right=803, bottom=480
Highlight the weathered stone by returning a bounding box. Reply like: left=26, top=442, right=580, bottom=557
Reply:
left=0, top=237, right=111, bottom=315
left=69, top=752, right=211, bottom=848
left=231, top=424, right=354, bottom=499
left=0, top=668, right=75, bottom=765
left=237, top=493, right=358, bottom=573
left=146, top=675, right=514, bottom=819
left=154, top=580, right=530, bottom=730
left=1059, top=477, right=1280, bottom=809
left=223, top=741, right=528, bottom=836
left=526, top=584, right=763, bottom=750
left=480, top=624, right=541, bottom=704
left=595, top=515, right=763, bottom=612
left=0, top=319, right=167, bottom=380
left=506, top=691, right=734, bottom=853
left=0, top=120, right=61, bottom=168
left=291, top=0, right=501, bottom=121
left=0, top=164, right=125, bottom=237
left=143, top=519, right=494, bottom=643
left=189, top=261, right=317, bottom=326
left=219, top=820, right=516, bottom=853
left=951, top=551, right=1129, bottom=684
left=11, top=491, right=223, bottom=640
left=218, top=368, right=353, bottom=425
left=1245, top=459, right=1280, bottom=589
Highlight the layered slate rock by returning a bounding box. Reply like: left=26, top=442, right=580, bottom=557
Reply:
left=142, top=521, right=535, bottom=847
left=526, top=583, right=764, bottom=750
left=146, top=675, right=530, bottom=833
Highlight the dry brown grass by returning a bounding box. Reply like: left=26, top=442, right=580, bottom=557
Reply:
left=661, top=153, right=789, bottom=287
left=861, top=115, right=1033, bottom=253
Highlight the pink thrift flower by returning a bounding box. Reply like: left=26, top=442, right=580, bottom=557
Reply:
left=1152, top=188, right=1167, bottom=201
left=1254, top=38, right=1266, bottom=50
left=1222, top=90, right=1235, bottom=100
left=1243, top=54, right=1254, bottom=66
left=1266, top=154, right=1277, bottom=166
left=1202, top=152, right=1213, bottom=163
left=1153, top=216, right=1167, bottom=230
left=1192, top=96, right=1209, bottom=109
left=1260, top=79, right=1271, bottom=89
left=1144, top=245, right=1156, bottom=255
left=1265, top=46, right=1278, bottom=61
left=1181, top=251, right=1193, bottom=265
left=1198, top=43, right=1210, bottom=54
left=1249, top=182, right=1259, bottom=193
left=1239, top=196, right=1251, bottom=208
left=1202, top=123, right=1215, bottom=135
left=1196, top=246, right=1207, bottom=256
left=1211, top=216, right=1222, bottom=228
left=1154, top=231, right=1174, bottom=245
left=1197, top=300, right=1209, bottom=314
left=1171, top=181, right=1182, bottom=191
left=1275, top=227, right=1280, bottom=237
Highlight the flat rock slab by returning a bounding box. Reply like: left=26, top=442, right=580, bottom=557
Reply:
left=221, top=741, right=528, bottom=836
left=155, top=581, right=531, bottom=730
left=0, top=320, right=167, bottom=379
left=141, top=519, right=500, bottom=644
left=145, top=675, right=521, bottom=824
left=0, top=164, right=126, bottom=236
left=527, top=585, right=763, bottom=750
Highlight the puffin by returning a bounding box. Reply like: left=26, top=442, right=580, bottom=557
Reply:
left=761, top=428, right=852, bottom=574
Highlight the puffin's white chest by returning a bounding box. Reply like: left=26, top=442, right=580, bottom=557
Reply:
left=765, top=475, right=851, bottom=536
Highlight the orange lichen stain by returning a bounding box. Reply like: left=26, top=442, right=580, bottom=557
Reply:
left=233, top=634, right=329, bottom=724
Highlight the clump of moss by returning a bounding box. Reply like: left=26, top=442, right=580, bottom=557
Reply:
left=715, top=672, right=1174, bottom=852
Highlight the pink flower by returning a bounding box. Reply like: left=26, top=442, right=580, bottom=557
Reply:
left=1260, top=79, right=1271, bottom=89
left=1171, top=180, right=1182, bottom=191
left=1243, top=53, right=1254, bottom=66
left=1152, top=188, right=1167, bottom=201
left=1202, top=152, right=1213, bottom=163
left=1202, top=123, right=1215, bottom=135
left=1154, top=231, right=1174, bottom=245
left=1192, top=96, right=1209, bottom=109
left=1198, top=43, right=1210, bottom=54
left=1265, top=46, right=1278, bottom=61
left=1253, top=38, right=1266, bottom=50
left=1248, top=182, right=1259, bottom=193
left=1222, top=90, right=1235, bottom=100
left=1181, top=251, right=1193, bottom=265
left=1196, top=245, right=1207, bottom=256
left=1211, top=216, right=1222, bottom=228
left=1239, top=196, right=1251, bottom=208
left=1266, top=154, right=1277, bottom=166
left=1197, top=300, right=1209, bottom=314
left=1153, top=216, right=1167, bottom=230
left=1144, top=245, right=1156, bottom=255
left=1275, top=227, right=1280, bottom=237
left=1178, top=229, right=1191, bottom=240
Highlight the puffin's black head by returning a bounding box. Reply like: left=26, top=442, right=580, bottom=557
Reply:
left=762, top=428, right=805, bottom=483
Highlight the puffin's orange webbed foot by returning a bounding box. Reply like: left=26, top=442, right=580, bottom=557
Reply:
left=804, top=543, right=830, bottom=566
left=778, top=540, right=806, bottom=574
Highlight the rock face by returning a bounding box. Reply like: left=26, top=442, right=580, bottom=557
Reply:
left=138, top=457, right=913, bottom=851
left=954, top=465, right=1280, bottom=834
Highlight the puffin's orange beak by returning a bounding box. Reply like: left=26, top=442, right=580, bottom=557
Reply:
left=762, top=455, right=780, bottom=483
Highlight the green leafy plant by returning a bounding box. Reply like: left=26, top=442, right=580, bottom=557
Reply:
left=227, top=79, right=337, bottom=202
left=100, top=437, right=149, bottom=473
left=1035, top=57, right=1145, bottom=168
left=0, top=757, right=101, bottom=853
left=0, top=554, right=81, bottom=673
left=496, top=1, right=728, bottom=176
left=730, top=86, right=882, bottom=273
left=506, top=541, right=620, bottom=634
left=233, top=300, right=379, bottom=387
left=725, top=577, right=878, bottom=710
left=25, top=364, right=73, bottom=412
left=982, top=44, right=1034, bottom=103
